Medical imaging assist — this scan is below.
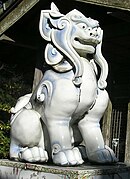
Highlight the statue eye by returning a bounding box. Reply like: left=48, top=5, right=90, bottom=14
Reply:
left=78, top=23, right=87, bottom=30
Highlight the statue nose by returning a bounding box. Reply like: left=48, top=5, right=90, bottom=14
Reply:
left=90, top=28, right=98, bottom=37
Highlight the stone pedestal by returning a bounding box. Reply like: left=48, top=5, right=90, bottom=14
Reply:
left=0, top=159, right=130, bottom=179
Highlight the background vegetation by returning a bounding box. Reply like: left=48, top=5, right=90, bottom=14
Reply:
left=0, top=63, right=32, bottom=158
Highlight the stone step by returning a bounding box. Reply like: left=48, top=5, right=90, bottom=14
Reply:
left=0, top=159, right=130, bottom=179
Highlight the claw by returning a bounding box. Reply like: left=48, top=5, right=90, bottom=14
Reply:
left=88, top=146, right=118, bottom=164
left=72, top=147, right=84, bottom=164
left=105, top=145, right=118, bottom=163
left=19, top=147, right=48, bottom=163
left=52, top=147, right=84, bottom=166
left=53, top=151, right=68, bottom=165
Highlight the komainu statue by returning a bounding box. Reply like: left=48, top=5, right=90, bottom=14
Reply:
left=10, top=3, right=118, bottom=166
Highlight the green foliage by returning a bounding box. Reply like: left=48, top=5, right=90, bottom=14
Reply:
left=0, top=120, right=10, bottom=158
left=0, top=63, right=32, bottom=158
left=0, top=78, right=30, bottom=111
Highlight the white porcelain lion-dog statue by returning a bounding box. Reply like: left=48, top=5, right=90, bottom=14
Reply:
left=10, top=3, right=118, bottom=166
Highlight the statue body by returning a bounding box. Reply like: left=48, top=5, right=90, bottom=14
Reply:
left=10, top=3, right=117, bottom=166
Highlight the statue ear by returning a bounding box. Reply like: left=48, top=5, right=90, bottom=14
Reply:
left=36, top=84, right=45, bottom=102
left=39, top=10, right=52, bottom=41
left=39, top=3, right=63, bottom=41
left=36, top=80, right=52, bottom=103
left=51, top=2, right=59, bottom=12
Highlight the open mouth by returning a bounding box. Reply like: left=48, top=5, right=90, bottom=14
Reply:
left=72, top=37, right=98, bottom=54
left=74, top=37, right=99, bottom=47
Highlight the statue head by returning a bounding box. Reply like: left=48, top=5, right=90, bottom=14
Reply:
left=39, top=3, right=108, bottom=89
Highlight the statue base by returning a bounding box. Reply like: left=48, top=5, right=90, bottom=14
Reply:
left=0, top=159, right=130, bottom=179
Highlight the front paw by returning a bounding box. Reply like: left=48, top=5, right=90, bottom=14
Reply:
left=52, top=147, right=84, bottom=166
left=19, top=146, right=48, bottom=163
left=88, top=145, right=118, bottom=164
